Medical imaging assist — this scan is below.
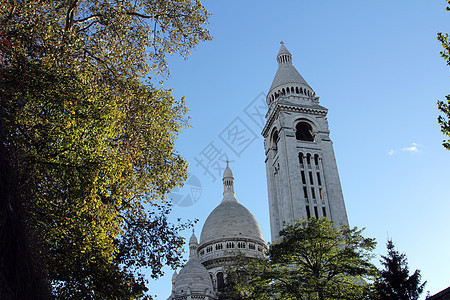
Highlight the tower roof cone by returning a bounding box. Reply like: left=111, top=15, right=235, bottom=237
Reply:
left=269, top=42, right=311, bottom=93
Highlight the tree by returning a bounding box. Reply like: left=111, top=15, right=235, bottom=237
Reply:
left=225, top=218, right=378, bottom=300
left=0, top=0, right=211, bottom=298
left=437, top=0, right=450, bottom=150
left=373, top=240, right=426, bottom=300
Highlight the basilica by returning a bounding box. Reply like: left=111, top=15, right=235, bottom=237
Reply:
left=167, top=43, right=349, bottom=299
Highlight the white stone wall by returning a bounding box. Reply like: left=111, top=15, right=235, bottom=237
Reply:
left=263, top=96, right=349, bottom=242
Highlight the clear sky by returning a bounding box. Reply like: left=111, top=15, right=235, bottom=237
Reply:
left=148, top=1, right=449, bottom=298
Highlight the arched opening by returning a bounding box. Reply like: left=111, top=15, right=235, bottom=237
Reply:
left=272, top=129, right=279, bottom=150
left=210, top=273, right=215, bottom=287
left=296, top=87, right=299, bottom=94
left=217, top=272, right=225, bottom=292
left=295, top=122, right=314, bottom=141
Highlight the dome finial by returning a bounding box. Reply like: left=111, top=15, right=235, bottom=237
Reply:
left=222, top=162, right=237, bottom=202
left=280, top=40, right=284, bottom=45
left=189, top=230, right=198, bottom=260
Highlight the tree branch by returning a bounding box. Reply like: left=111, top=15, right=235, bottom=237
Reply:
left=64, top=0, right=80, bottom=32
left=74, top=14, right=102, bottom=25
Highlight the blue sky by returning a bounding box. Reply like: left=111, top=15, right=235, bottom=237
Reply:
left=148, top=1, right=449, bottom=298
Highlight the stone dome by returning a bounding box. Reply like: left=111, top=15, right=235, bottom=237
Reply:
left=200, top=200, right=264, bottom=245
left=199, top=163, right=264, bottom=245
left=173, top=259, right=214, bottom=295
left=223, top=163, right=234, bottom=179
left=189, top=231, right=198, bottom=244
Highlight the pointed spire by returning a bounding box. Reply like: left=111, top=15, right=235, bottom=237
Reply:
left=222, top=161, right=237, bottom=203
left=277, top=41, right=292, bottom=66
left=189, top=230, right=198, bottom=260
left=172, top=270, right=178, bottom=282
left=267, top=42, right=314, bottom=104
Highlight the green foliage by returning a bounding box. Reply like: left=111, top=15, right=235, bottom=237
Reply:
left=373, top=240, right=426, bottom=300
left=0, top=0, right=211, bottom=298
left=437, top=0, right=450, bottom=149
left=224, top=218, right=377, bottom=300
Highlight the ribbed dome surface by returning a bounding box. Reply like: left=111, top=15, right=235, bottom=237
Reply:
left=189, top=232, right=198, bottom=244
left=223, top=164, right=234, bottom=178
left=269, top=63, right=309, bottom=92
left=174, top=259, right=213, bottom=293
left=278, top=43, right=291, bottom=56
left=200, top=200, right=264, bottom=245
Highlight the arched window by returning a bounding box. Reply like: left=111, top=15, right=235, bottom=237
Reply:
left=314, top=154, right=319, bottom=165
left=272, top=129, right=279, bottom=150
left=296, top=122, right=314, bottom=141
left=217, top=272, right=225, bottom=291
left=210, top=274, right=215, bottom=287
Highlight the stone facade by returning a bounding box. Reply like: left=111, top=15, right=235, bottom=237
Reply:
left=168, top=43, right=350, bottom=298
left=168, top=163, right=267, bottom=298
left=168, top=233, right=216, bottom=300
left=262, top=43, right=349, bottom=241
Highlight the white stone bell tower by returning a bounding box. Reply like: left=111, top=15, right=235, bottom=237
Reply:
left=262, top=43, right=349, bottom=241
